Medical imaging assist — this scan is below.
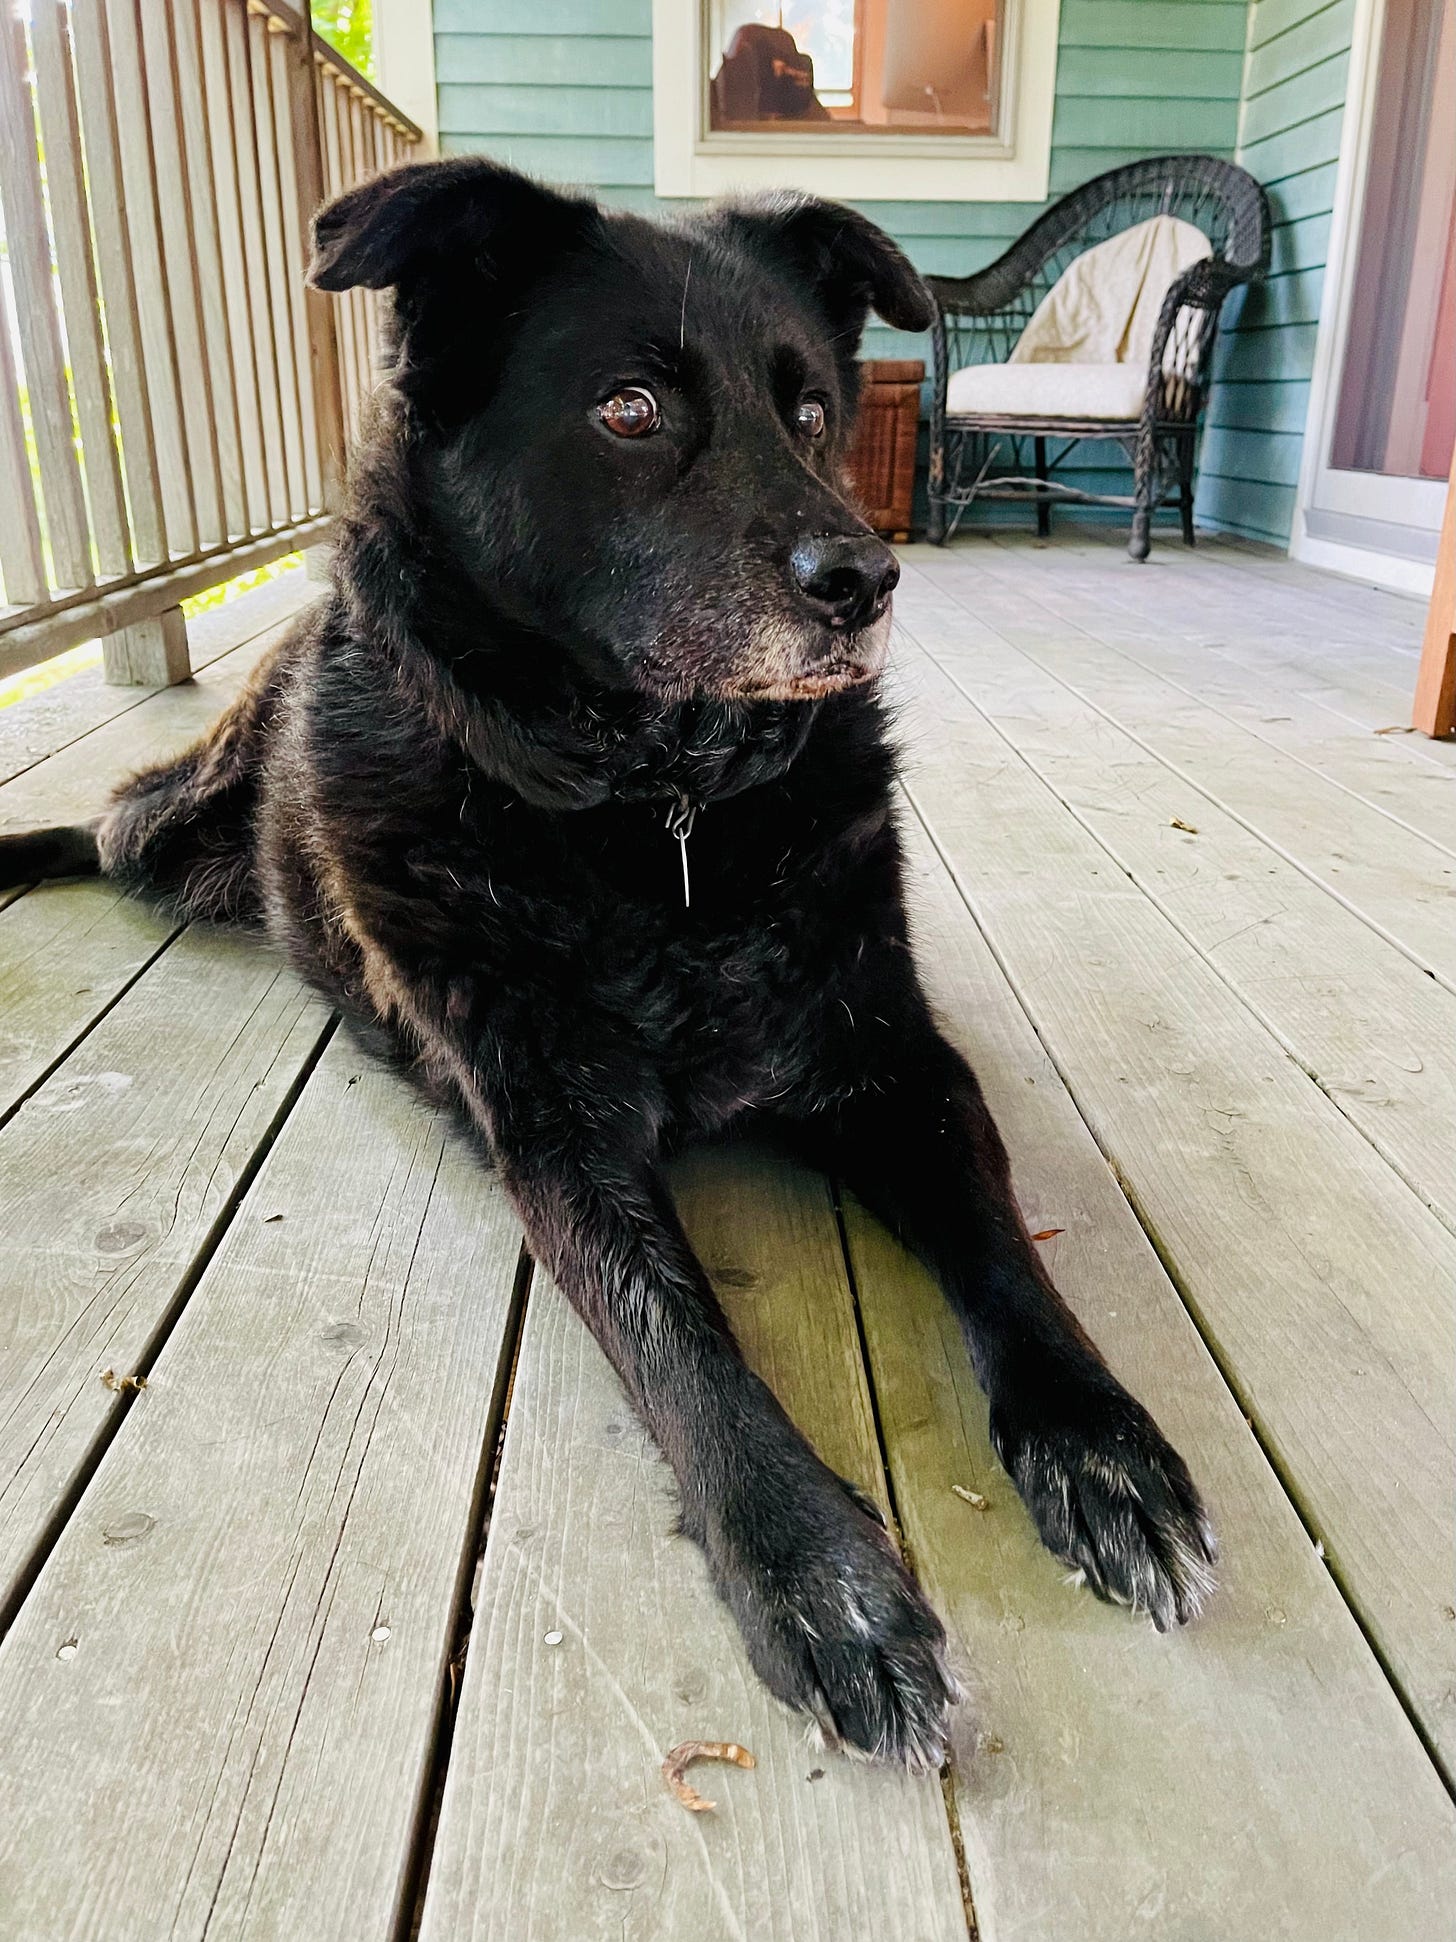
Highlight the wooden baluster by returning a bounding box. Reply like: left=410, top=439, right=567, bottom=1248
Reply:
left=0, top=11, right=94, bottom=594
left=249, top=5, right=306, bottom=519
left=138, top=0, right=227, bottom=552
left=0, top=308, right=47, bottom=609
left=30, top=0, right=133, bottom=579
left=226, top=0, right=288, bottom=528
left=170, top=0, right=248, bottom=543
left=197, top=0, right=269, bottom=534
left=319, top=71, right=360, bottom=445
left=103, top=0, right=198, bottom=561
left=70, top=0, right=168, bottom=569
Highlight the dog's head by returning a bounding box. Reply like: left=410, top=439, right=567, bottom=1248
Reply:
left=310, top=159, right=932, bottom=703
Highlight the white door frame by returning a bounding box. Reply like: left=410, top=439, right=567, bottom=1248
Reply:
left=1291, top=0, right=1442, bottom=596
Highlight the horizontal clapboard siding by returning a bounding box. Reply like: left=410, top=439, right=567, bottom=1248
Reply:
left=1200, top=0, right=1355, bottom=543
left=434, top=1, right=1285, bottom=530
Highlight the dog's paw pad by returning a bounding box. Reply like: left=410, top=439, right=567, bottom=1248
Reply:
left=716, top=1501, right=957, bottom=1770
left=995, top=1392, right=1217, bottom=1631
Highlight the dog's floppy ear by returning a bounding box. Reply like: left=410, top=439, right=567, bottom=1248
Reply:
left=717, top=194, right=934, bottom=342
left=309, top=156, right=595, bottom=293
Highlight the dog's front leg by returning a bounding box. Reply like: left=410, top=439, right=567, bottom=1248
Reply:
left=792, top=998, right=1217, bottom=1630
left=490, top=1129, right=956, bottom=1768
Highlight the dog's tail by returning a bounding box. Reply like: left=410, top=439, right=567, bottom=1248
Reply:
left=0, top=824, right=101, bottom=888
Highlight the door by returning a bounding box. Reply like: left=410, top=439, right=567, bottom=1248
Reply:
left=1298, top=0, right=1455, bottom=588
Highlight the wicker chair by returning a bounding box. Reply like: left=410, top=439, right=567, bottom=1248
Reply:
left=926, top=155, right=1270, bottom=559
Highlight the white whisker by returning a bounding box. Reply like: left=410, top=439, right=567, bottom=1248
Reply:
left=679, top=255, right=693, bottom=350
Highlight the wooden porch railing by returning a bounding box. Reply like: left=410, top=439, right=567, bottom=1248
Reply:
left=0, top=0, right=420, bottom=685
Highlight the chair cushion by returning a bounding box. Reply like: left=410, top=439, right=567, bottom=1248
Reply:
left=944, top=360, right=1148, bottom=422
left=1010, top=215, right=1211, bottom=371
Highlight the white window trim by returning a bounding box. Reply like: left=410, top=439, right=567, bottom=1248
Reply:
left=373, top=0, right=439, bottom=149
left=652, top=0, right=1061, bottom=203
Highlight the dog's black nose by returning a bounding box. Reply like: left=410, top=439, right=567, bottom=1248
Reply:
left=789, top=533, right=900, bottom=630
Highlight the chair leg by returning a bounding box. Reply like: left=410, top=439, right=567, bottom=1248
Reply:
left=1128, top=499, right=1152, bottom=561
left=1034, top=436, right=1051, bottom=538
left=1179, top=435, right=1196, bottom=546
left=1128, top=432, right=1154, bottom=561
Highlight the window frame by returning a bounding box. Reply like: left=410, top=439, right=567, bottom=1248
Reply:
left=653, top=0, right=1061, bottom=203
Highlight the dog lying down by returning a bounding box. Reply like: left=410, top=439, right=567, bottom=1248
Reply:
left=0, top=160, right=1215, bottom=1770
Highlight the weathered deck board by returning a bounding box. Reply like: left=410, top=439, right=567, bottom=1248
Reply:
left=0, top=570, right=312, bottom=787
left=0, top=1038, right=524, bottom=1942
left=1143, top=541, right=1456, bottom=767
left=0, top=927, right=328, bottom=1618
left=842, top=818, right=1456, bottom=1940
left=0, top=884, right=176, bottom=1119
left=416, top=1144, right=970, bottom=1942
left=1066, top=527, right=1427, bottom=658
left=955, top=542, right=1456, bottom=852
left=0, top=614, right=296, bottom=1115
left=898, top=559, right=1456, bottom=989
left=1059, top=541, right=1438, bottom=733
left=985, top=531, right=1447, bottom=762
left=892, top=637, right=1456, bottom=1778
left=0, top=627, right=283, bottom=837
left=890, top=587, right=1456, bottom=1235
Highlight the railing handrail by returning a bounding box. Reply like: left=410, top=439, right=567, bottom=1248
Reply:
left=313, top=30, right=424, bottom=144
left=247, top=0, right=422, bottom=143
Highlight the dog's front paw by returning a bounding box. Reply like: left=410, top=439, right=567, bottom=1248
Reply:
left=708, top=1472, right=956, bottom=1771
left=992, top=1375, right=1217, bottom=1630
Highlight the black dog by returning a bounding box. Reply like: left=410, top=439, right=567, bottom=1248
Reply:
left=0, top=160, right=1215, bottom=1769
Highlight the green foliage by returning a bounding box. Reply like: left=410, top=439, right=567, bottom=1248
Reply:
left=312, top=0, right=374, bottom=80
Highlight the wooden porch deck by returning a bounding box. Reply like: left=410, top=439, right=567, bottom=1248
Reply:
left=1, top=535, right=1453, bottom=1940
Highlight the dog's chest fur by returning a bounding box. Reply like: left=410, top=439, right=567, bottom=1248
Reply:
left=262, top=643, right=908, bottom=1137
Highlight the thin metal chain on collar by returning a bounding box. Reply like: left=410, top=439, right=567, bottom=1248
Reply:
left=665, top=792, right=698, bottom=908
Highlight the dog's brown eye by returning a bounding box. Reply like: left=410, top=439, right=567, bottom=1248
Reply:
left=795, top=399, right=827, bottom=438
left=596, top=387, right=660, bottom=438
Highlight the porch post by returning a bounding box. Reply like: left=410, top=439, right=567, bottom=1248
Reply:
left=1413, top=445, right=1456, bottom=738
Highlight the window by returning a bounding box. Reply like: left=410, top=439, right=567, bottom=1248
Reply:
left=653, top=0, right=1060, bottom=202
left=708, top=3, right=1002, bottom=138
left=1329, top=0, right=1454, bottom=484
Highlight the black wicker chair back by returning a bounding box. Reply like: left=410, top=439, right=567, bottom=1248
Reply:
left=927, top=155, right=1271, bottom=558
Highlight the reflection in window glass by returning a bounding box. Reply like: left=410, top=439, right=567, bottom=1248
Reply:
left=1331, top=0, right=1455, bottom=481
left=707, top=2, right=1003, bottom=136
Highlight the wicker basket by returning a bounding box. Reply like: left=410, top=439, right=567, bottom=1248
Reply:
left=845, top=359, right=924, bottom=543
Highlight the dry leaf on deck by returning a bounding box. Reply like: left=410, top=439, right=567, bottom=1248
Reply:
left=662, top=1740, right=756, bottom=1812
left=1031, top=1227, right=1065, bottom=1242
left=1170, top=818, right=1199, bottom=834
left=100, top=1369, right=147, bottom=1394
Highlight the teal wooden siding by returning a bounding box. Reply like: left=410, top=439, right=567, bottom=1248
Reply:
left=434, top=0, right=654, bottom=202
left=1199, top=0, right=1354, bottom=542
left=433, top=0, right=1338, bottom=539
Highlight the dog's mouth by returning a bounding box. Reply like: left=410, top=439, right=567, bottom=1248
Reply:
left=629, top=607, right=892, bottom=705
left=725, top=608, right=893, bottom=703
left=733, top=660, right=881, bottom=701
